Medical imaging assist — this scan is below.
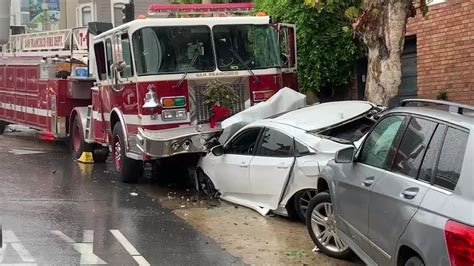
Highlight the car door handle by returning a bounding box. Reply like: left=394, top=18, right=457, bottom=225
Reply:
left=277, top=163, right=290, bottom=169
left=401, top=187, right=419, bottom=200
left=362, top=176, right=375, bottom=187
left=239, top=162, right=249, bottom=168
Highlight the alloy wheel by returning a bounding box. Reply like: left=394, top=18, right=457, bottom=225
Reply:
left=298, top=190, right=317, bottom=218
left=310, top=202, right=348, bottom=253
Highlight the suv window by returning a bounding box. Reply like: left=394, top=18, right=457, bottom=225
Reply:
left=225, top=128, right=261, bottom=155
left=359, top=115, right=407, bottom=169
left=257, top=128, right=294, bottom=157
left=418, top=124, right=447, bottom=183
left=392, top=117, right=437, bottom=178
left=434, top=127, right=468, bottom=190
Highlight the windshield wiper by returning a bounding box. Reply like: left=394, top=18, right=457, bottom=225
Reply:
left=229, top=47, right=260, bottom=84
left=174, top=49, right=201, bottom=89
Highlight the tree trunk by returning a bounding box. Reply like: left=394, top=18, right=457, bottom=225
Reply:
left=360, top=0, right=412, bottom=106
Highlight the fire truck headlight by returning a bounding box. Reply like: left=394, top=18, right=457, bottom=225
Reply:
left=162, top=109, right=187, bottom=121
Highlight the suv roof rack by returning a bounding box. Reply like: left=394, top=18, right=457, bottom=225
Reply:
left=400, top=99, right=474, bottom=116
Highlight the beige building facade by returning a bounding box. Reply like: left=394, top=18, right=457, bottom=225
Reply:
left=59, top=0, right=164, bottom=29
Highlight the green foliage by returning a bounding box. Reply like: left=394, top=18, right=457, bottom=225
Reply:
left=203, top=80, right=239, bottom=109
left=436, top=89, right=448, bottom=100
left=255, top=0, right=363, bottom=94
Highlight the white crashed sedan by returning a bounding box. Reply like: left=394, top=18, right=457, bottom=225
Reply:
left=197, top=101, right=382, bottom=221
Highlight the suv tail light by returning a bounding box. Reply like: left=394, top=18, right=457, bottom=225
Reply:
left=445, top=220, right=474, bottom=266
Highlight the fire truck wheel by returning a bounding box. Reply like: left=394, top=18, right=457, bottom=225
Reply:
left=70, top=116, right=86, bottom=159
left=92, top=146, right=109, bottom=163
left=112, top=123, right=143, bottom=183
left=0, top=121, right=9, bottom=134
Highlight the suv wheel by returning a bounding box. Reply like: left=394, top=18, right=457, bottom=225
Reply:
left=405, top=256, right=424, bottom=266
left=306, top=192, right=353, bottom=259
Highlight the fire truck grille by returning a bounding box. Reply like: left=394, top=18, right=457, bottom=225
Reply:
left=191, top=83, right=246, bottom=124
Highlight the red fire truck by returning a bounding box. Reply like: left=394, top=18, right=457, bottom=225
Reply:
left=0, top=3, right=297, bottom=183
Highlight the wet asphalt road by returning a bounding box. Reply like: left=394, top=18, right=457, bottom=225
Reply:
left=0, top=132, right=242, bottom=265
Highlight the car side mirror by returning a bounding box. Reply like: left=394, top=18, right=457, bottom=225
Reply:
left=211, top=145, right=224, bottom=157
left=335, top=146, right=355, bottom=164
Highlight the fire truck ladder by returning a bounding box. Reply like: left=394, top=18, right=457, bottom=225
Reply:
left=1, top=27, right=88, bottom=59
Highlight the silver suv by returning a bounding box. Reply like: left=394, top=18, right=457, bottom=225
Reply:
left=306, top=99, right=474, bottom=266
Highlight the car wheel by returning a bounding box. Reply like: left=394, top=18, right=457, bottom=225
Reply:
left=112, top=123, right=143, bottom=183
left=306, top=192, right=353, bottom=259
left=197, top=170, right=218, bottom=197
left=294, top=189, right=317, bottom=222
left=405, top=256, right=424, bottom=266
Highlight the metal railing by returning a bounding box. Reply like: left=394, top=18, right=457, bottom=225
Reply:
left=400, top=99, right=474, bottom=116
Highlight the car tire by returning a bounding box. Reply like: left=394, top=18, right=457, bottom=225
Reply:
left=294, top=189, right=318, bottom=222
left=197, top=170, right=218, bottom=197
left=112, top=123, right=143, bottom=183
left=70, top=115, right=86, bottom=159
left=285, top=197, right=300, bottom=221
left=306, top=192, right=353, bottom=260
left=405, top=256, right=424, bottom=266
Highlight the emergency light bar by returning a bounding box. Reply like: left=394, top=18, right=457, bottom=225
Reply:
left=148, top=3, right=253, bottom=17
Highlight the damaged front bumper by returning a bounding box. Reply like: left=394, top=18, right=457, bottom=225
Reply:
left=136, top=124, right=222, bottom=158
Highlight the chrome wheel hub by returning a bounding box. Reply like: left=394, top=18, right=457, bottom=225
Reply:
left=113, top=137, right=122, bottom=170
left=310, top=202, right=348, bottom=253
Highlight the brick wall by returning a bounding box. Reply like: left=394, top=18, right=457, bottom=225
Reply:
left=407, top=0, right=474, bottom=105
left=347, top=0, right=474, bottom=105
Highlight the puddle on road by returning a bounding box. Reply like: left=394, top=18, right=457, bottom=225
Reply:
left=143, top=183, right=359, bottom=266
left=0, top=132, right=65, bottom=153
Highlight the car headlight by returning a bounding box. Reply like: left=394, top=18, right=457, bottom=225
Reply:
left=162, top=109, right=187, bottom=121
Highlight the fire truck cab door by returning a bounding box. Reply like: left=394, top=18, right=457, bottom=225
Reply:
left=276, top=23, right=298, bottom=90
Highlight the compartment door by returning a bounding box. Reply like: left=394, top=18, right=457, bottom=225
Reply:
left=277, top=23, right=298, bottom=90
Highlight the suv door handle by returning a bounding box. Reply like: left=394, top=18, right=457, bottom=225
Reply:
left=401, top=187, right=419, bottom=199
left=277, top=163, right=290, bottom=169
left=362, top=176, right=375, bottom=187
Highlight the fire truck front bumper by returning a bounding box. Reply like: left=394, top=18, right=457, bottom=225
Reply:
left=136, top=124, right=222, bottom=158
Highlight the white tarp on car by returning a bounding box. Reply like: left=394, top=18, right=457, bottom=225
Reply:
left=219, top=87, right=307, bottom=143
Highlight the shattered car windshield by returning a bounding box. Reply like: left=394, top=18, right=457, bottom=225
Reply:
left=213, top=24, right=281, bottom=71
left=315, top=117, right=376, bottom=143
left=132, top=26, right=215, bottom=75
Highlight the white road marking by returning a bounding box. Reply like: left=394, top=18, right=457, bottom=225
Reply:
left=8, top=149, right=46, bottom=155
left=51, top=230, right=107, bottom=265
left=110, top=230, right=150, bottom=266
left=10, top=244, right=35, bottom=263
left=0, top=230, right=37, bottom=266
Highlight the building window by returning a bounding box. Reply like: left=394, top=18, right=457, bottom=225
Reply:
left=111, top=0, right=129, bottom=27
left=399, top=36, right=417, bottom=98
left=77, top=3, right=95, bottom=28
left=82, top=6, right=92, bottom=26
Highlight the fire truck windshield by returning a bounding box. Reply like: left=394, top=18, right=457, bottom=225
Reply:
left=213, top=24, right=280, bottom=71
left=132, top=26, right=215, bottom=76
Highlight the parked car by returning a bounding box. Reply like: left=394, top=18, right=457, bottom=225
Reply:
left=306, top=99, right=474, bottom=266
left=197, top=101, right=383, bottom=221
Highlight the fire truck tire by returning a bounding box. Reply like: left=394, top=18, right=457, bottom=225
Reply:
left=0, top=121, right=9, bottom=134
left=70, top=116, right=86, bottom=159
left=112, top=123, right=143, bottom=183
left=92, top=146, right=109, bottom=163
